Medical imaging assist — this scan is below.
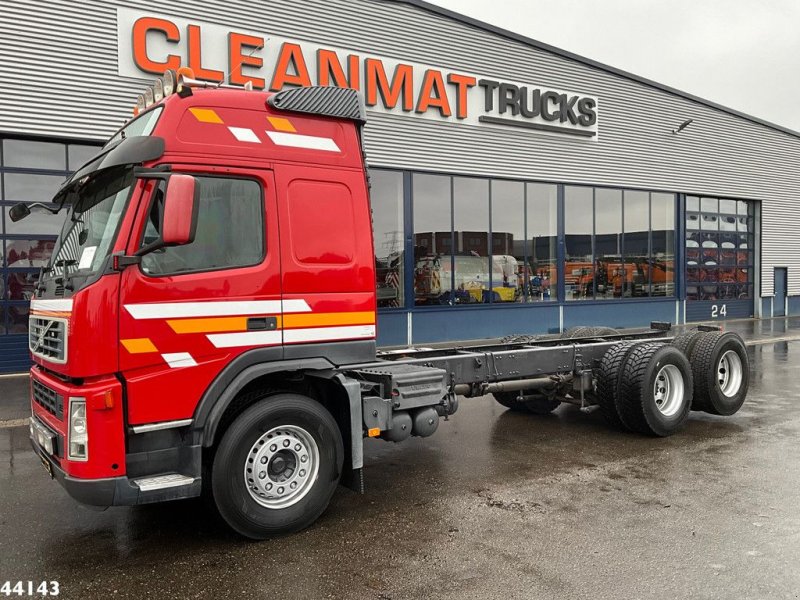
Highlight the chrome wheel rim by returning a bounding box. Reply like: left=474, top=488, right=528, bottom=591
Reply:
left=717, top=350, right=743, bottom=397
left=244, top=425, right=319, bottom=509
left=653, top=364, right=685, bottom=417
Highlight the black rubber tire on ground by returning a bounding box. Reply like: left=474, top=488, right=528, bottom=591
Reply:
left=617, top=343, right=694, bottom=436
left=670, top=331, right=705, bottom=359
left=594, top=341, right=639, bottom=430
left=211, top=393, right=344, bottom=539
left=493, top=391, right=561, bottom=414
left=689, top=331, right=750, bottom=415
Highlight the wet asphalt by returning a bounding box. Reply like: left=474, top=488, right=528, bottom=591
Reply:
left=1, top=318, right=800, bottom=599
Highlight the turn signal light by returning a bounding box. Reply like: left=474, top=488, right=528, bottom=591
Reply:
left=367, top=428, right=381, bottom=437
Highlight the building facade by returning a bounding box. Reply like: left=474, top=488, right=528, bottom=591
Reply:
left=0, top=0, right=798, bottom=370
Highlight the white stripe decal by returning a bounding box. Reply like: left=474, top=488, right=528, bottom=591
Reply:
left=207, top=331, right=282, bottom=348
left=30, top=299, right=73, bottom=312
left=266, top=131, right=341, bottom=153
left=162, top=353, right=198, bottom=368
left=228, top=126, right=261, bottom=143
left=125, top=300, right=311, bottom=319
left=284, top=325, right=375, bottom=344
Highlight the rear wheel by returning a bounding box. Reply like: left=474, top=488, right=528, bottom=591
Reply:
left=617, top=343, right=693, bottom=436
left=690, top=332, right=749, bottom=415
left=670, top=331, right=704, bottom=358
left=211, top=393, right=343, bottom=539
left=594, top=341, right=639, bottom=430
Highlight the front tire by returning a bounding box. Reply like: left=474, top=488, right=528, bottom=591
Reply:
left=211, top=393, right=343, bottom=539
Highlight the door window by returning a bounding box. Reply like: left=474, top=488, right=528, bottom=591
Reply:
left=140, top=176, right=264, bottom=276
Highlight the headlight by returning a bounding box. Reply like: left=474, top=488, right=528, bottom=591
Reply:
left=144, top=87, right=154, bottom=108
left=68, top=398, right=88, bottom=461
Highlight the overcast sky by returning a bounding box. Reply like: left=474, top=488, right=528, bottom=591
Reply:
left=427, top=0, right=800, bottom=132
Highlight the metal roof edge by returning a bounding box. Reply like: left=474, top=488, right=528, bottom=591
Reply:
left=383, top=0, right=800, bottom=141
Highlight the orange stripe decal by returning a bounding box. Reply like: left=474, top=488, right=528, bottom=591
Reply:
left=167, top=316, right=249, bottom=334
left=267, top=116, right=297, bottom=132
left=31, top=310, right=71, bottom=319
left=121, top=338, right=158, bottom=354
left=189, top=107, right=224, bottom=124
left=282, top=311, right=375, bottom=329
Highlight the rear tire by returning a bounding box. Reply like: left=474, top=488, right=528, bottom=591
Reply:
left=690, top=332, right=749, bottom=415
left=594, top=341, right=639, bottom=430
left=211, top=393, right=343, bottom=539
left=617, top=343, right=693, bottom=436
left=670, top=331, right=705, bottom=358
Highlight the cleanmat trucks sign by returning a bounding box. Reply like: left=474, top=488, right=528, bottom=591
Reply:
left=117, top=8, right=599, bottom=139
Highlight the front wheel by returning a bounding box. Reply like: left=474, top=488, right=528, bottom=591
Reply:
left=211, top=393, right=344, bottom=539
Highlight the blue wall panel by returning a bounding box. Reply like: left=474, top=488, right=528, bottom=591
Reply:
left=761, top=297, right=772, bottom=318
left=563, top=299, right=677, bottom=330
left=377, top=312, right=408, bottom=347
left=685, top=299, right=754, bottom=322
left=412, top=304, right=560, bottom=344
left=0, top=335, right=31, bottom=374
left=788, top=296, right=800, bottom=316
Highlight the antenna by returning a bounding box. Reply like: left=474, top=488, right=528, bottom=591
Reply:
left=220, top=37, right=267, bottom=88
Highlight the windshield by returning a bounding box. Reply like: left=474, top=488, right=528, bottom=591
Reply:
left=44, top=166, right=134, bottom=282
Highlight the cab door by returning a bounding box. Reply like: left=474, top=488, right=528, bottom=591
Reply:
left=118, top=168, right=281, bottom=425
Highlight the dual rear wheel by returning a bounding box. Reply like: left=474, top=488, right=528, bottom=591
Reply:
left=595, top=331, right=749, bottom=435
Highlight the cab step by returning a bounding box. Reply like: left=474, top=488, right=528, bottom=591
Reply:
left=132, top=473, right=195, bottom=492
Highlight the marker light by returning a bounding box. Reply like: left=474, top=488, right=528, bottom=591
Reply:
left=144, top=87, right=154, bottom=107
left=136, top=94, right=146, bottom=114
left=153, top=78, right=164, bottom=102
left=177, top=66, right=196, bottom=80
left=162, top=69, right=177, bottom=96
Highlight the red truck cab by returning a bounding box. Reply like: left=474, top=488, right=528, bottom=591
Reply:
left=26, top=76, right=387, bottom=536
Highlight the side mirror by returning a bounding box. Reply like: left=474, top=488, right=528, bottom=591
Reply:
left=9, top=203, right=31, bottom=222
left=161, top=174, right=198, bottom=247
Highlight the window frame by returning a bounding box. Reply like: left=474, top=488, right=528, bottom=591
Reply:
left=135, top=172, right=267, bottom=279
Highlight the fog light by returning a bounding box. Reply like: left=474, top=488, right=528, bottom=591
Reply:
left=68, top=398, right=88, bottom=461
left=153, top=78, right=164, bottom=102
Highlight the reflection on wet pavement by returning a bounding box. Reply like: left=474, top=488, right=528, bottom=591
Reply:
left=1, top=336, right=800, bottom=599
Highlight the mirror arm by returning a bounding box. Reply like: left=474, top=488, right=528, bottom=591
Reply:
left=28, top=202, right=61, bottom=215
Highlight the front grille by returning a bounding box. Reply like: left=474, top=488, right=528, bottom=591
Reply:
left=29, top=316, right=67, bottom=363
left=32, top=379, right=64, bottom=420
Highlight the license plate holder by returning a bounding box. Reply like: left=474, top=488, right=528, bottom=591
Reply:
left=39, top=451, right=53, bottom=479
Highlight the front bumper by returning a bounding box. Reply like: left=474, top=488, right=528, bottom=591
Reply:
left=30, top=425, right=202, bottom=507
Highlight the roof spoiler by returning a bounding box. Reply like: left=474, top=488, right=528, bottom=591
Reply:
left=267, top=86, right=367, bottom=124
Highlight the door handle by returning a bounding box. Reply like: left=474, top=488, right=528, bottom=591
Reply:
left=247, top=316, right=278, bottom=331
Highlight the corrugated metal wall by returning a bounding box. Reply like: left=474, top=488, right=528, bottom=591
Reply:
left=1, top=0, right=799, bottom=295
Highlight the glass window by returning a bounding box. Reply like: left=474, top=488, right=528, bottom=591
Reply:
left=6, top=272, right=36, bottom=301
left=623, top=190, right=649, bottom=297
left=565, top=186, right=593, bottom=300
left=413, top=174, right=451, bottom=306
left=5, top=239, right=55, bottom=268
left=106, top=107, right=163, bottom=146
left=525, top=183, right=557, bottom=302
left=686, top=196, right=699, bottom=212
left=686, top=196, right=755, bottom=303
left=3, top=205, right=63, bottom=236
left=371, top=170, right=404, bottom=308
left=140, top=176, right=264, bottom=276
left=594, top=188, right=622, bottom=300
left=6, top=302, right=29, bottom=334
left=701, top=197, right=718, bottom=213
left=2, top=140, right=66, bottom=170
left=453, top=177, right=490, bottom=304
left=651, top=193, right=675, bottom=297
left=3, top=173, right=66, bottom=202
left=491, top=180, right=524, bottom=303
left=68, top=144, right=100, bottom=170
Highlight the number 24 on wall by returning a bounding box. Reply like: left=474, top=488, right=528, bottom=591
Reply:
left=711, top=304, right=727, bottom=318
